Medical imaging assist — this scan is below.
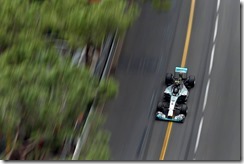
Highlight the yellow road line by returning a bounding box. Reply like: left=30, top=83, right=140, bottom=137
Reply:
left=159, top=0, right=196, bottom=160
left=181, top=0, right=196, bottom=68
left=159, top=122, right=173, bottom=159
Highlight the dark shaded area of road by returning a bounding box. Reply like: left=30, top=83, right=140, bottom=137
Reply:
left=103, top=0, right=189, bottom=160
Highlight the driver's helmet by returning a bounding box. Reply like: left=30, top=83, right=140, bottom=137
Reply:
left=173, top=87, right=179, bottom=95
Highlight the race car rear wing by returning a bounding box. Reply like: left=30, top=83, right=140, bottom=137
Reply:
left=175, top=67, right=188, bottom=73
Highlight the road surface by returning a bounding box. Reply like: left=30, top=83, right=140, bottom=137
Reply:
left=103, top=0, right=241, bottom=160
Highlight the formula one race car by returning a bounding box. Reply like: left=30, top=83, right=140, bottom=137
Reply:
left=155, top=67, right=195, bottom=123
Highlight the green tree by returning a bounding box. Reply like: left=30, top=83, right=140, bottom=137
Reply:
left=39, top=0, right=139, bottom=64
left=0, top=40, right=100, bottom=159
left=151, top=0, right=172, bottom=11
left=96, top=78, right=118, bottom=106
left=0, top=0, right=139, bottom=160
left=78, top=112, right=111, bottom=160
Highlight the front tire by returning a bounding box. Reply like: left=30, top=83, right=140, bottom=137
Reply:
left=157, top=102, right=163, bottom=109
left=180, top=104, right=188, bottom=116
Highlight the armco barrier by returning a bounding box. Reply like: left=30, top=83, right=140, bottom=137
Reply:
left=72, top=32, right=118, bottom=160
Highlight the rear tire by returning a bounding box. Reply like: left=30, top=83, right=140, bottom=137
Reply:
left=165, top=73, right=173, bottom=86
left=188, top=75, right=195, bottom=88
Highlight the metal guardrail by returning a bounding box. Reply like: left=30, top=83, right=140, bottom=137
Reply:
left=93, top=33, right=116, bottom=81
left=72, top=32, right=118, bottom=160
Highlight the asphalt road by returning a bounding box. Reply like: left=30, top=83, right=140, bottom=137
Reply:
left=189, top=0, right=241, bottom=160
left=103, top=0, right=241, bottom=160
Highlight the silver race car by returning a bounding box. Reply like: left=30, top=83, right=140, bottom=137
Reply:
left=156, top=67, right=195, bottom=123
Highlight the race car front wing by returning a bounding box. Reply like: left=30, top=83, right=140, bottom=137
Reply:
left=156, top=111, right=185, bottom=123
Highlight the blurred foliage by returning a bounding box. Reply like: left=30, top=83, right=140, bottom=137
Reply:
left=31, top=0, right=135, bottom=47
left=151, top=0, right=172, bottom=11
left=0, top=0, right=139, bottom=50
left=96, top=77, right=118, bottom=106
left=0, top=42, right=99, bottom=159
left=0, top=0, right=141, bottom=160
left=79, top=112, right=111, bottom=160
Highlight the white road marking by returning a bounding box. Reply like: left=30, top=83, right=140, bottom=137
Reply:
left=208, top=44, right=215, bottom=75
left=193, top=0, right=221, bottom=159
left=213, top=14, right=219, bottom=42
left=202, top=79, right=210, bottom=112
left=194, top=117, right=204, bottom=154
left=217, top=0, right=220, bottom=12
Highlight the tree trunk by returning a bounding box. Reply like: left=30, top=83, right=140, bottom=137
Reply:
left=20, top=141, right=37, bottom=160
left=5, top=130, right=11, bottom=155
left=6, top=126, right=20, bottom=160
